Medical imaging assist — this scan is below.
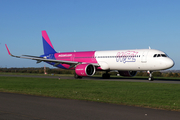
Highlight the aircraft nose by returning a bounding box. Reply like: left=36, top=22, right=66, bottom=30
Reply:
left=166, top=58, right=175, bottom=69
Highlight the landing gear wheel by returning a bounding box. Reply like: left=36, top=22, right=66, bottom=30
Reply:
left=102, top=73, right=110, bottom=79
left=74, top=73, right=82, bottom=79
left=148, top=77, right=153, bottom=81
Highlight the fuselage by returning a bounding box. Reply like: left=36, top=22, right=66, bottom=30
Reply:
left=44, top=49, right=174, bottom=71
left=6, top=30, right=175, bottom=80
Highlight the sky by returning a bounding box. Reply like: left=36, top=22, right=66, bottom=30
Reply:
left=0, top=0, right=180, bottom=69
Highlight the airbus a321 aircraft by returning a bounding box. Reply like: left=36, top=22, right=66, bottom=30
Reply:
left=5, top=30, right=174, bottom=81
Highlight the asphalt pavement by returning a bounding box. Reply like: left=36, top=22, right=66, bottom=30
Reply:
left=0, top=92, right=180, bottom=120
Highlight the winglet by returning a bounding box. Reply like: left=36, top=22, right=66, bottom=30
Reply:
left=5, top=44, right=12, bottom=56
left=5, top=44, right=20, bottom=58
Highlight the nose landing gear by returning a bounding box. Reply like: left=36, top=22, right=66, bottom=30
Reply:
left=147, top=71, right=153, bottom=81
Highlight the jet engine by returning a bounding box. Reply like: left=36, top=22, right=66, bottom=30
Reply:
left=75, top=64, right=96, bottom=77
left=118, top=71, right=137, bottom=77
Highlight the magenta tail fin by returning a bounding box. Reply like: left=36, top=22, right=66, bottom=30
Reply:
left=42, top=30, right=56, bottom=55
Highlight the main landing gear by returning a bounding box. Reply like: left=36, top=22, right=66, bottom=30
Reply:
left=74, top=73, right=82, bottom=79
left=147, top=71, right=153, bottom=81
left=102, top=71, right=110, bottom=79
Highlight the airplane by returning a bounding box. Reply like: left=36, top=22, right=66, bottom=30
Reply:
left=5, top=30, right=174, bottom=81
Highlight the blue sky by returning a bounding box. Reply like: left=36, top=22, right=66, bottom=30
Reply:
left=0, top=0, right=180, bottom=69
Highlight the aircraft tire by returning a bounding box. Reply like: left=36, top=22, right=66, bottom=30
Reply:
left=102, top=73, right=110, bottom=79
left=74, top=74, right=82, bottom=79
left=148, top=77, right=153, bottom=81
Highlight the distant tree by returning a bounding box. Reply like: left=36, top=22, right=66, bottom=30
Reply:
left=143, top=72, right=148, bottom=76
left=167, top=72, right=173, bottom=77
left=136, top=71, right=143, bottom=76
left=173, top=73, right=179, bottom=77
left=153, top=72, right=162, bottom=77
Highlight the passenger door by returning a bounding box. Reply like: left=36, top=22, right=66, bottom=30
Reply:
left=141, top=51, right=149, bottom=63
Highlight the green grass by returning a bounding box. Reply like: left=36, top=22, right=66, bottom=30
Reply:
left=0, top=76, right=180, bottom=111
left=0, top=72, right=74, bottom=76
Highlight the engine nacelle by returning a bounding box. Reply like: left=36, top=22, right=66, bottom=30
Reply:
left=118, top=71, right=137, bottom=77
left=75, top=64, right=96, bottom=77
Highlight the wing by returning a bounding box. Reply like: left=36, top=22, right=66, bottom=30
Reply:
left=5, top=44, right=99, bottom=68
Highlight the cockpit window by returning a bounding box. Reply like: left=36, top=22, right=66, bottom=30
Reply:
left=157, top=54, right=161, bottom=57
left=161, top=54, right=167, bottom=57
left=153, top=54, right=167, bottom=57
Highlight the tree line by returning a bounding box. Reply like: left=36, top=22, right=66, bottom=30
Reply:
left=0, top=67, right=179, bottom=77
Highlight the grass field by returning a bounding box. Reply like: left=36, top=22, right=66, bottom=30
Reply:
left=0, top=76, right=180, bottom=111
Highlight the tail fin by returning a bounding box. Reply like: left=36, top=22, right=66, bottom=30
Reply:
left=42, top=30, right=57, bottom=55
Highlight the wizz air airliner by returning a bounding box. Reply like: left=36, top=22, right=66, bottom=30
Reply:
left=5, top=30, right=174, bottom=81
